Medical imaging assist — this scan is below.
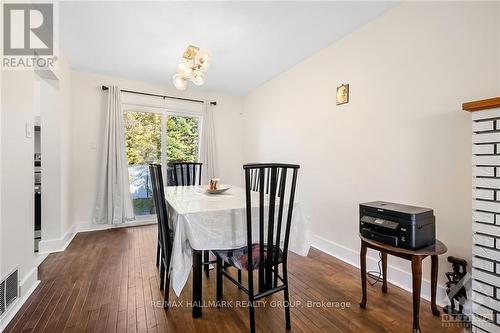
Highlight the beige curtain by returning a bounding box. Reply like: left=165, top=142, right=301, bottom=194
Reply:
left=200, top=101, right=218, bottom=183
left=93, top=86, right=135, bottom=224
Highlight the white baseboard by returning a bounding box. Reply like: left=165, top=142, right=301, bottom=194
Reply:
left=310, top=234, right=448, bottom=307
left=34, top=253, right=49, bottom=267
left=38, top=224, right=77, bottom=254
left=19, top=267, right=38, bottom=296
left=0, top=268, right=40, bottom=331
left=0, top=219, right=157, bottom=330
left=38, top=219, right=157, bottom=253
left=76, top=219, right=157, bottom=233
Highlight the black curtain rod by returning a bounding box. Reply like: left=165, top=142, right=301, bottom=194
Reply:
left=101, top=85, right=217, bottom=106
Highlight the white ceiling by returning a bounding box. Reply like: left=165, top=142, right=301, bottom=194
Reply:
left=60, top=1, right=396, bottom=96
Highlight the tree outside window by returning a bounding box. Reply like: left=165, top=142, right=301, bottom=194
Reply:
left=124, top=111, right=200, bottom=216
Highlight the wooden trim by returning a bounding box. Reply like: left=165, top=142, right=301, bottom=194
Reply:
left=462, top=97, right=500, bottom=112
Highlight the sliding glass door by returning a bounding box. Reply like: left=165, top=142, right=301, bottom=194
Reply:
left=123, top=107, right=202, bottom=218
left=124, top=111, right=161, bottom=216
left=165, top=114, right=200, bottom=184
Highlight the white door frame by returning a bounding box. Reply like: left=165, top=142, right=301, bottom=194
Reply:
left=121, top=101, right=203, bottom=221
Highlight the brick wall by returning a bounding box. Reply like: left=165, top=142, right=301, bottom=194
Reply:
left=472, top=108, right=500, bottom=333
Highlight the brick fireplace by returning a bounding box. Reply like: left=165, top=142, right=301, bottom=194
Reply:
left=464, top=97, right=500, bottom=333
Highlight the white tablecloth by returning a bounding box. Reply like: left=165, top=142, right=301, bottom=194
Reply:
left=165, top=185, right=310, bottom=296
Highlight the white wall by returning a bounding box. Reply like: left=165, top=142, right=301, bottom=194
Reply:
left=0, top=53, right=2, bottom=300
left=1, top=69, right=38, bottom=300
left=498, top=3, right=500, bottom=93
left=0, top=41, right=3, bottom=300
left=0, top=52, right=73, bottom=328
left=36, top=54, right=74, bottom=253
left=58, top=56, right=74, bottom=236
left=242, top=1, right=500, bottom=295
left=39, top=78, right=61, bottom=241
left=70, top=71, right=244, bottom=227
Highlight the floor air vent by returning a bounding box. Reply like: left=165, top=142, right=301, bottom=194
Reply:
left=5, top=270, right=18, bottom=307
left=0, top=269, right=19, bottom=317
left=0, top=280, right=5, bottom=316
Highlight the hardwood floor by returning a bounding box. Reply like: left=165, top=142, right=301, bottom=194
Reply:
left=5, top=225, right=463, bottom=333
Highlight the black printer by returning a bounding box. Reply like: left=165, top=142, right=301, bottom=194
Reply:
left=359, top=201, right=435, bottom=250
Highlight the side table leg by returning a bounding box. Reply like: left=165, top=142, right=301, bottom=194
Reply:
left=381, top=252, right=388, bottom=294
left=431, top=255, right=440, bottom=316
left=411, top=256, right=422, bottom=333
left=360, top=241, right=367, bottom=309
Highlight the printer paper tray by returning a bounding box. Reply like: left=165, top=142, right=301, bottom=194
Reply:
left=361, top=228, right=399, bottom=247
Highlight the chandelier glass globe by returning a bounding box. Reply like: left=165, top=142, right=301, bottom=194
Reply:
left=172, top=73, right=187, bottom=91
left=192, top=72, right=205, bottom=86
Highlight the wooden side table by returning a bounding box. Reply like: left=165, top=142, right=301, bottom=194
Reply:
left=359, top=234, right=447, bottom=333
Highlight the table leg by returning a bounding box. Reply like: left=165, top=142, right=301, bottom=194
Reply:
left=381, top=252, right=388, bottom=294
left=203, top=250, right=210, bottom=278
left=431, top=255, right=440, bottom=316
left=411, top=256, right=422, bottom=333
left=192, top=250, right=202, bottom=318
left=360, top=241, right=367, bottom=309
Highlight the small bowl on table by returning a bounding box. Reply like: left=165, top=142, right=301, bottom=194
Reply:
left=206, top=185, right=231, bottom=194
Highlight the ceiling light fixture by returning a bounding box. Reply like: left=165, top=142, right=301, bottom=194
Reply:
left=172, top=45, right=211, bottom=91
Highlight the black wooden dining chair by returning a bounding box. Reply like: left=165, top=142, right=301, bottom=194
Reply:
left=153, top=166, right=162, bottom=268
left=172, top=162, right=203, bottom=186
left=149, top=164, right=173, bottom=308
left=249, top=167, right=284, bottom=196
left=152, top=164, right=163, bottom=268
left=214, top=163, right=300, bottom=333
left=171, top=161, right=216, bottom=277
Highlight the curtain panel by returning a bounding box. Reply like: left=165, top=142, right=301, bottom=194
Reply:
left=200, top=101, right=219, bottom=184
left=93, top=86, right=135, bottom=224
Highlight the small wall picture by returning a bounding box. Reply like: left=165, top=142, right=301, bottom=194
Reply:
left=336, top=84, right=349, bottom=105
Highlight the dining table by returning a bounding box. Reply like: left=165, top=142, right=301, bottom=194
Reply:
left=165, top=184, right=310, bottom=318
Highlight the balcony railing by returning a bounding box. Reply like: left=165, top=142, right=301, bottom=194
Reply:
left=128, top=165, right=176, bottom=216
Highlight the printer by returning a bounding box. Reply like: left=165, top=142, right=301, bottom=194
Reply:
left=359, top=201, right=435, bottom=250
